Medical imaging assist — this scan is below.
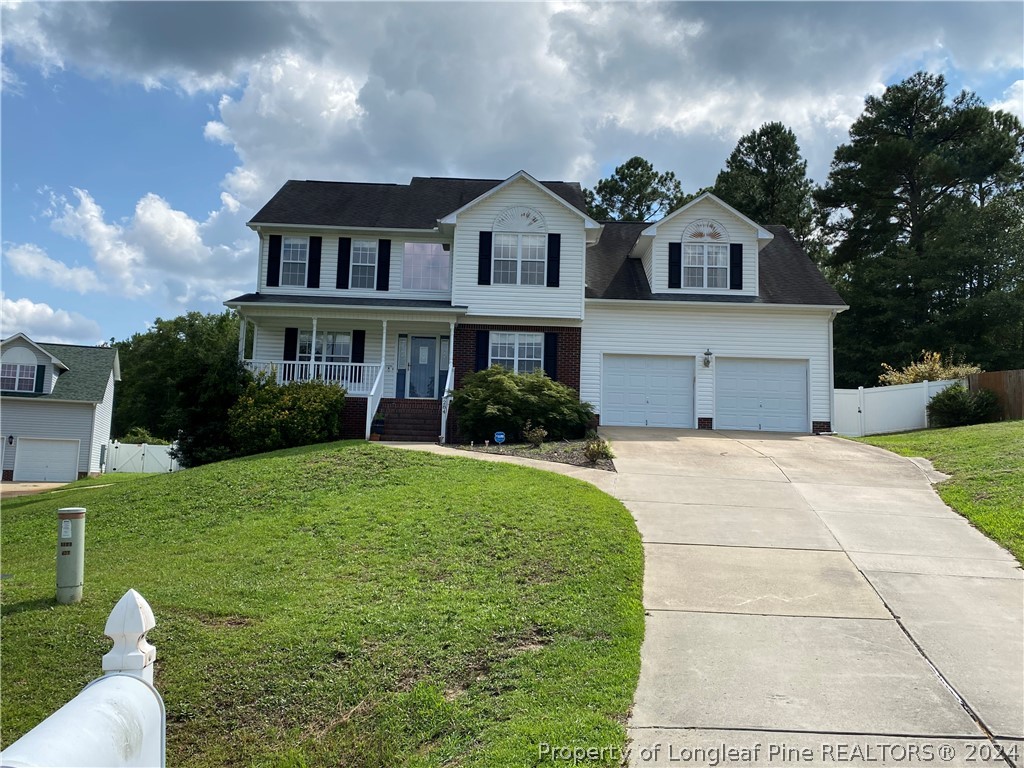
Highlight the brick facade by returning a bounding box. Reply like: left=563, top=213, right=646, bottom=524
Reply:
left=697, top=417, right=714, bottom=430
left=340, top=397, right=368, bottom=439
left=811, top=421, right=832, bottom=435
left=452, top=324, right=581, bottom=391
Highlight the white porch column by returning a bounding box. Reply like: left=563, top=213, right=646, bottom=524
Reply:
left=448, top=321, right=455, bottom=367
left=311, top=316, right=318, bottom=378
left=380, top=319, right=388, bottom=368
left=237, top=316, right=247, bottom=360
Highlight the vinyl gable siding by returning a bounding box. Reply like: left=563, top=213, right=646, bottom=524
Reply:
left=450, top=177, right=586, bottom=320
left=581, top=303, right=833, bottom=424
left=89, top=372, right=116, bottom=473
left=649, top=198, right=759, bottom=297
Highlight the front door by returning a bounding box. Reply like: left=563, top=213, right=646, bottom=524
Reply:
left=408, top=336, right=437, bottom=398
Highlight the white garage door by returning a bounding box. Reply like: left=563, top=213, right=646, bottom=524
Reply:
left=13, top=438, right=80, bottom=482
left=716, top=358, right=808, bottom=432
left=603, top=355, right=694, bottom=428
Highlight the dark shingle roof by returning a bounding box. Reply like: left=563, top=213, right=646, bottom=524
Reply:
left=585, top=222, right=845, bottom=306
left=249, top=176, right=588, bottom=229
left=1, top=343, right=118, bottom=402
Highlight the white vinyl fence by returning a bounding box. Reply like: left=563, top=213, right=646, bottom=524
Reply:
left=834, top=379, right=965, bottom=437
left=105, top=442, right=180, bottom=473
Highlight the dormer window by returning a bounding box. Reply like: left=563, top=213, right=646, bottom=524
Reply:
left=1, top=363, right=37, bottom=392
left=682, top=219, right=729, bottom=289
left=492, top=206, right=547, bottom=286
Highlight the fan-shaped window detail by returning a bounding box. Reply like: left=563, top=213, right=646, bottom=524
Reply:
left=492, top=207, right=547, bottom=285
left=681, top=219, right=729, bottom=289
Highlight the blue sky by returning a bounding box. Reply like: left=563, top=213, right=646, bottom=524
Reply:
left=2, top=1, right=1022, bottom=344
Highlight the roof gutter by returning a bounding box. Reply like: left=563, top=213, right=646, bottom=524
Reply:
left=225, top=299, right=470, bottom=314
left=247, top=222, right=441, bottom=234
left=585, top=298, right=850, bottom=312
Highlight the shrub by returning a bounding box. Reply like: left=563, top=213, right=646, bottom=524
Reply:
left=118, top=426, right=169, bottom=445
left=453, top=366, right=594, bottom=442
left=228, top=375, right=347, bottom=455
left=927, top=384, right=1001, bottom=428
left=523, top=420, right=548, bottom=448
left=583, top=435, right=615, bottom=463
left=879, top=351, right=981, bottom=386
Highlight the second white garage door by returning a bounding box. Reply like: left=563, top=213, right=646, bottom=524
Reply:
left=13, top=438, right=80, bottom=482
left=716, top=358, right=808, bottom=432
left=602, top=355, right=694, bottom=427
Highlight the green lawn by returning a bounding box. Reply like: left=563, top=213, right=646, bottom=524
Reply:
left=855, top=421, right=1024, bottom=564
left=1, top=443, right=644, bottom=766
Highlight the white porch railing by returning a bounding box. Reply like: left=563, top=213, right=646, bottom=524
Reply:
left=0, top=589, right=164, bottom=767
left=365, top=365, right=386, bottom=440
left=244, top=360, right=381, bottom=396
left=440, top=363, right=455, bottom=444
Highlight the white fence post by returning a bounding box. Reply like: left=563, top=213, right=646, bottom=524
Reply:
left=0, top=590, right=165, bottom=767
left=857, top=386, right=866, bottom=438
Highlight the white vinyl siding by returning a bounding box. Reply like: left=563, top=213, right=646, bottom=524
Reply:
left=582, top=303, right=833, bottom=428
left=0, top=399, right=97, bottom=476
left=451, top=176, right=586, bottom=319
left=90, top=373, right=116, bottom=473
left=651, top=198, right=758, bottom=296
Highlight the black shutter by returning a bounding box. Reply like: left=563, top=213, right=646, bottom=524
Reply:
left=283, top=328, right=299, bottom=361
left=668, top=242, right=682, bottom=289
left=543, top=332, right=558, bottom=380
left=267, top=235, right=282, bottom=287
left=307, top=236, right=322, bottom=288
left=351, top=330, right=365, bottom=363
left=546, top=233, right=561, bottom=288
left=475, top=330, right=490, bottom=371
left=376, top=239, right=391, bottom=291
left=337, top=238, right=351, bottom=289
left=34, top=365, right=45, bottom=393
left=729, top=244, right=743, bottom=290
left=478, top=231, right=492, bottom=285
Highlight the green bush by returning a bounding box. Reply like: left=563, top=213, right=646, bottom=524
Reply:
left=927, top=384, right=1001, bottom=428
left=522, top=420, right=548, bottom=448
left=118, top=426, right=170, bottom=445
left=229, top=375, right=348, bottom=455
left=879, top=351, right=981, bottom=385
left=583, top=435, right=615, bottom=463
left=453, top=366, right=594, bottom=442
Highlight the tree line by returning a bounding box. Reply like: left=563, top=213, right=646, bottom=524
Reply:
left=584, top=72, right=1023, bottom=388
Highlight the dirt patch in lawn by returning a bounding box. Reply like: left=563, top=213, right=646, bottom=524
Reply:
left=453, top=439, right=616, bottom=472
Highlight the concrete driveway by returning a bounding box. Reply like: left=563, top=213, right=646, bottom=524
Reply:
left=600, top=428, right=1023, bottom=768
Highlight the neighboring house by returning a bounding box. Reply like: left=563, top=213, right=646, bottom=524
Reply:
left=225, top=171, right=847, bottom=441
left=1, top=334, right=121, bottom=481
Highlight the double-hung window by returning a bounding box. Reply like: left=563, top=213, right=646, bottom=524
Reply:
left=1, top=363, right=36, bottom=392
left=683, top=243, right=729, bottom=289
left=298, top=331, right=351, bottom=363
left=490, top=332, right=544, bottom=374
left=493, top=234, right=546, bottom=285
left=281, top=237, right=308, bottom=287
left=351, top=240, right=378, bottom=289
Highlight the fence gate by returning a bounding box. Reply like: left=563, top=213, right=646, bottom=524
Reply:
left=106, top=443, right=179, bottom=473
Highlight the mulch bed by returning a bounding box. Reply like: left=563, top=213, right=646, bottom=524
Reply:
left=452, top=439, right=616, bottom=472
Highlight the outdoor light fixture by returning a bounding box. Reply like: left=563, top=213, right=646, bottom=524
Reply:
left=7, top=435, right=13, bottom=446
left=703, top=349, right=713, bottom=368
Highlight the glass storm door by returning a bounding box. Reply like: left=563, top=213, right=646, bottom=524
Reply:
left=408, top=337, right=437, bottom=398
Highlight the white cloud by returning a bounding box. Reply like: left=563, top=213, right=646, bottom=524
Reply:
left=0, top=293, right=102, bottom=343
left=991, top=80, right=1024, bottom=121
left=3, top=242, right=103, bottom=293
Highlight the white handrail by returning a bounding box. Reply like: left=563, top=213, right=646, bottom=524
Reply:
left=244, top=360, right=380, bottom=396
left=439, top=363, right=455, bottom=444
left=365, top=365, right=386, bottom=440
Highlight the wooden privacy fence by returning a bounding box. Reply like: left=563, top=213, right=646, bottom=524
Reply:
left=968, top=369, right=1024, bottom=421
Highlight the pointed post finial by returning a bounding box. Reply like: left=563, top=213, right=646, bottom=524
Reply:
left=102, top=589, right=156, bottom=684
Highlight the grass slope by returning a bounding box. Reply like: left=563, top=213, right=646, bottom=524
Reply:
left=855, top=422, right=1024, bottom=564
left=1, top=442, right=644, bottom=766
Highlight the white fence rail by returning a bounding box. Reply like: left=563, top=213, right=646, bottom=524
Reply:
left=0, top=589, right=164, bottom=767
left=245, top=360, right=381, bottom=396
left=106, top=442, right=179, bottom=473
left=834, top=379, right=965, bottom=437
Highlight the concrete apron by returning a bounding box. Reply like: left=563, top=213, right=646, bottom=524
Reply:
left=601, top=427, right=1023, bottom=768
left=386, top=437, right=1023, bottom=768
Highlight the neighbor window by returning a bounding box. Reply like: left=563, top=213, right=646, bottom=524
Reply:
left=403, top=242, right=450, bottom=291
left=683, top=243, right=729, bottom=289
left=0, top=363, right=35, bottom=392
left=351, top=240, right=378, bottom=289
left=490, top=332, right=543, bottom=374
left=281, top=237, right=308, bottom=287
left=493, top=233, right=546, bottom=285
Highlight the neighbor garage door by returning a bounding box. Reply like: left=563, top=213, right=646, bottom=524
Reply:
left=13, top=438, right=80, bottom=482
left=716, top=358, right=808, bottom=432
left=603, top=355, right=694, bottom=427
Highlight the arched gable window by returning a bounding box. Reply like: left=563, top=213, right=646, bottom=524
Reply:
left=682, top=218, right=729, bottom=289
left=492, top=206, right=547, bottom=285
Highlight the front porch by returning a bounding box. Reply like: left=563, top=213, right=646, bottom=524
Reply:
left=236, top=310, right=460, bottom=441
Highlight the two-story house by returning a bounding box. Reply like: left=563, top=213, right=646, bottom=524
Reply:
left=1, top=333, right=121, bottom=481
left=225, top=171, right=846, bottom=441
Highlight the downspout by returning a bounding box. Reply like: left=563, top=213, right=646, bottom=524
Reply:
left=827, top=310, right=837, bottom=434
